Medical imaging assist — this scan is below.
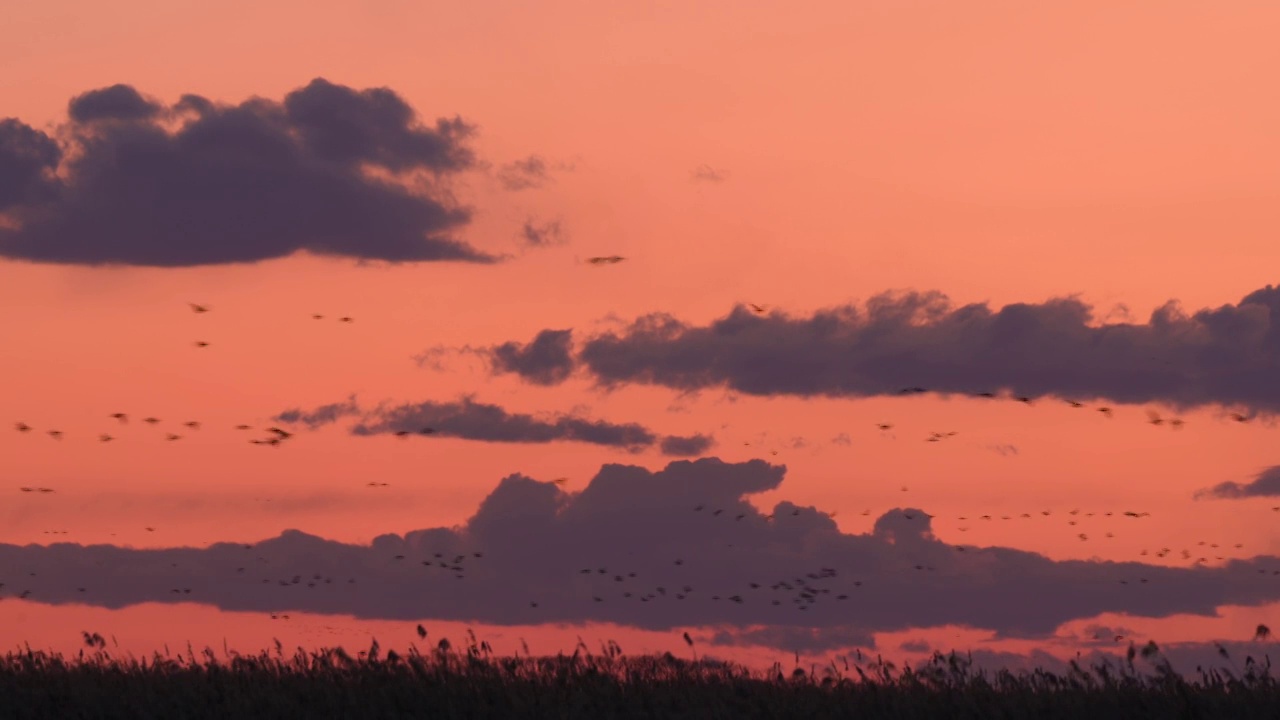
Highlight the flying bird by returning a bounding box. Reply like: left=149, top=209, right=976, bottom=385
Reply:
left=99, top=434, right=114, bottom=442
left=143, top=417, right=161, bottom=425
left=110, top=413, right=128, bottom=423
left=47, top=430, right=63, bottom=440
left=586, top=256, right=626, bottom=265
left=183, top=421, right=201, bottom=430
left=188, top=303, right=209, bottom=313
left=339, top=317, right=353, bottom=323
left=14, top=422, right=31, bottom=433
left=748, top=303, right=767, bottom=314
left=194, top=341, right=210, bottom=348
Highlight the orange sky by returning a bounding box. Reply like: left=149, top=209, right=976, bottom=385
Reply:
left=2, top=0, right=1278, bottom=671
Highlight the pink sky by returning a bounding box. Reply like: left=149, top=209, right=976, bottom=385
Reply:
left=2, top=0, right=1278, bottom=671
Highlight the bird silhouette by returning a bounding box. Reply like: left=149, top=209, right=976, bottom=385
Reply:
left=194, top=341, right=210, bottom=348
left=339, top=317, right=353, bottom=323
left=47, top=430, right=63, bottom=440
left=586, top=256, right=626, bottom=265
left=188, top=303, right=209, bottom=313
left=748, top=303, right=767, bottom=314
left=14, top=422, right=31, bottom=433
left=110, top=413, right=128, bottom=423
left=99, top=434, right=114, bottom=442
left=183, top=421, right=201, bottom=430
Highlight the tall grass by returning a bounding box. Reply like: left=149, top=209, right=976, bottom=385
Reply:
left=0, top=634, right=1275, bottom=719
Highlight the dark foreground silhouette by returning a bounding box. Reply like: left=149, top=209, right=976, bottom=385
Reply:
left=1, top=637, right=1277, bottom=719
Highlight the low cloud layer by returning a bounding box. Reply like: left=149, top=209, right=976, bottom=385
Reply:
left=274, top=396, right=715, bottom=456
left=4, top=458, right=1278, bottom=645
left=0, top=79, right=497, bottom=266
left=1195, top=466, right=1280, bottom=500
left=481, top=285, right=1280, bottom=413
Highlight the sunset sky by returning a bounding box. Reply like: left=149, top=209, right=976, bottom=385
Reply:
left=2, top=0, right=1279, bottom=673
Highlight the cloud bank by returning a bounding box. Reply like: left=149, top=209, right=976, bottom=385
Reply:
left=480, top=285, right=1280, bottom=413
left=0, top=79, right=496, bottom=266
left=1195, top=466, right=1280, bottom=500
left=5, top=458, right=1278, bottom=643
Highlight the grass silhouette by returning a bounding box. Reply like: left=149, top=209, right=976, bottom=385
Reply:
left=0, top=633, right=1276, bottom=719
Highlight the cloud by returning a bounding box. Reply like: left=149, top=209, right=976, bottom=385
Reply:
left=487, top=329, right=576, bottom=385
left=6, top=458, right=1279, bottom=644
left=273, top=396, right=360, bottom=429
left=0, top=78, right=497, bottom=266
left=691, top=164, right=726, bottom=183
left=1194, top=465, right=1280, bottom=500
left=485, top=285, right=1280, bottom=414
left=519, top=217, right=566, bottom=248
left=278, top=395, right=664, bottom=452
left=659, top=433, right=716, bottom=457
left=0, top=119, right=62, bottom=211
left=497, top=155, right=554, bottom=191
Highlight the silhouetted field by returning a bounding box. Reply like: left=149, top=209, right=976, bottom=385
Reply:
left=1, top=636, right=1277, bottom=719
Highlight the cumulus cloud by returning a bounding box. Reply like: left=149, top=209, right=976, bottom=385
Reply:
left=484, top=285, right=1280, bottom=414
left=275, top=395, right=705, bottom=454
left=1194, top=465, right=1280, bottom=500
left=0, top=78, right=497, bottom=266
left=487, top=329, right=576, bottom=385
left=5, top=458, right=1279, bottom=643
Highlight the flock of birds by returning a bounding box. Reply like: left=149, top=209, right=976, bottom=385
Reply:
left=7, top=292, right=1277, bottom=652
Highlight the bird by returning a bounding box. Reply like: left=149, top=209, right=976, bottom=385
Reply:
left=1230, top=412, right=1251, bottom=423
left=110, top=413, right=128, bottom=423
left=194, top=341, right=210, bottom=348
left=586, top=256, right=626, bottom=265
left=14, top=422, right=31, bottom=433
left=877, top=423, right=893, bottom=431
left=748, top=303, right=767, bottom=314
left=99, top=434, right=114, bottom=443
left=143, top=417, right=161, bottom=425
left=234, top=424, right=252, bottom=430
left=1097, top=407, right=1113, bottom=418
left=183, top=421, right=201, bottom=430
left=47, top=430, right=63, bottom=440
left=165, top=433, right=182, bottom=441
left=312, top=314, right=324, bottom=320
left=266, top=427, right=292, bottom=439
left=1256, top=624, right=1271, bottom=641
left=338, top=317, right=353, bottom=323
left=393, top=430, right=411, bottom=438
left=188, top=303, right=209, bottom=313
left=416, top=625, right=427, bottom=639
left=1065, top=400, right=1084, bottom=408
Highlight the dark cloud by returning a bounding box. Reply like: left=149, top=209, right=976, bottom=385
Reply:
left=487, top=329, right=576, bottom=385
left=659, top=433, right=716, bottom=457
left=497, top=155, right=553, bottom=191
left=519, top=217, right=565, bottom=247
left=0, top=78, right=497, bottom=266
left=1194, top=465, right=1280, bottom=500
left=282, top=395, right=659, bottom=451
left=0, top=119, right=62, bottom=211
left=691, top=164, right=725, bottom=183
left=488, top=285, right=1280, bottom=414
left=5, top=458, right=1279, bottom=644
left=67, top=84, right=163, bottom=123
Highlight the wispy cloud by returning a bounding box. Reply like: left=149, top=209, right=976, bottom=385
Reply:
left=1194, top=465, right=1280, bottom=500
left=275, top=395, right=711, bottom=454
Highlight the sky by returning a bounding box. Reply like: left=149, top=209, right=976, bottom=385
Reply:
left=2, top=0, right=1279, bottom=673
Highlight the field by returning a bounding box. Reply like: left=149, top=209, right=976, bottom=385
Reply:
left=1, top=635, right=1276, bottom=719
